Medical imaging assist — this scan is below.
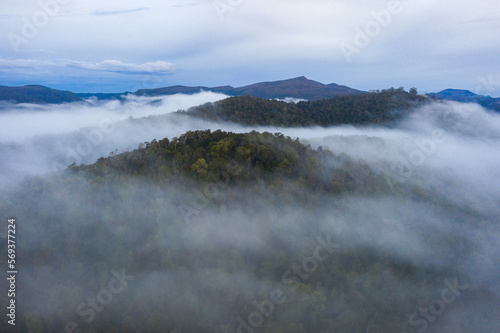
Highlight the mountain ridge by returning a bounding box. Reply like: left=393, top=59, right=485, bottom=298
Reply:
left=428, top=89, right=500, bottom=112
left=1, top=80, right=499, bottom=112
left=0, top=77, right=364, bottom=104
left=135, top=76, right=364, bottom=100
left=0, top=85, right=82, bottom=104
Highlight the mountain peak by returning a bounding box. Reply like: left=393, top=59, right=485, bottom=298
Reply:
left=429, top=88, right=500, bottom=112
left=436, top=89, right=481, bottom=98
left=226, top=77, right=363, bottom=100
left=135, top=77, right=363, bottom=101
left=0, top=85, right=82, bottom=104
left=0, top=77, right=365, bottom=104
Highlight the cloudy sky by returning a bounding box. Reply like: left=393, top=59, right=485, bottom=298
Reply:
left=0, top=0, right=499, bottom=95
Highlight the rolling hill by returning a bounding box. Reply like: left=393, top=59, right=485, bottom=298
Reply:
left=0, top=85, right=82, bottom=104
left=184, top=88, right=427, bottom=127
left=429, top=89, right=500, bottom=112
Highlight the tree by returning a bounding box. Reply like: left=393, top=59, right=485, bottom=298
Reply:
left=191, top=158, right=209, bottom=180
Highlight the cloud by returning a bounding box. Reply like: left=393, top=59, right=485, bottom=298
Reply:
left=0, top=0, right=499, bottom=95
left=170, top=3, right=199, bottom=9
left=91, top=7, right=150, bottom=16
left=0, top=57, right=175, bottom=77
left=67, top=60, right=175, bottom=75
left=0, top=58, right=53, bottom=70
left=0, top=91, right=230, bottom=186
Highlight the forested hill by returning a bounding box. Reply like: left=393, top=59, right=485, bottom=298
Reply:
left=67, top=130, right=392, bottom=196
left=183, top=88, right=428, bottom=126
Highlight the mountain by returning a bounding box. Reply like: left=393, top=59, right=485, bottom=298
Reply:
left=224, top=76, right=363, bottom=100
left=136, top=76, right=364, bottom=101
left=0, top=85, right=82, bottom=104
left=0, top=77, right=364, bottom=104
left=430, top=89, right=482, bottom=100
left=429, top=89, right=500, bottom=112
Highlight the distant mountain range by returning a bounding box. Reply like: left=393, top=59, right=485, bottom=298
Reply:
left=0, top=77, right=363, bottom=104
left=135, top=76, right=364, bottom=100
left=428, top=89, right=500, bottom=112
left=1, top=79, right=499, bottom=112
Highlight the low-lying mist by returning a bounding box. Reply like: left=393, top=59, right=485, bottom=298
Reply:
left=0, top=95, right=499, bottom=332
left=0, top=92, right=230, bottom=187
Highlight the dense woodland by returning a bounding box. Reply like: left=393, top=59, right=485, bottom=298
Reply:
left=0, top=129, right=492, bottom=333
left=68, top=130, right=397, bottom=195
left=183, top=88, right=427, bottom=126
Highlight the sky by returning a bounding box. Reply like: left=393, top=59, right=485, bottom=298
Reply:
left=0, top=0, right=499, bottom=95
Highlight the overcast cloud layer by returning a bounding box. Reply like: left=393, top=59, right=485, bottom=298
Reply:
left=0, top=0, right=499, bottom=95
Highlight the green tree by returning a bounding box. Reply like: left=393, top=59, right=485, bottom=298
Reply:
left=191, top=158, right=209, bottom=180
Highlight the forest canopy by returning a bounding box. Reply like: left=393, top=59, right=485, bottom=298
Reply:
left=183, top=88, right=428, bottom=127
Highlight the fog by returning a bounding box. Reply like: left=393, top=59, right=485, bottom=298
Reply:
left=0, top=92, right=230, bottom=187
left=0, top=96, right=499, bottom=332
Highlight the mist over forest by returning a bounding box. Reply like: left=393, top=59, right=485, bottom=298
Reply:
left=0, top=91, right=499, bottom=333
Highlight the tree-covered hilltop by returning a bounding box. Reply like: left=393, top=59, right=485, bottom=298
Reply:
left=67, top=129, right=393, bottom=196
left=183, top=88, right=428, bottom=126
